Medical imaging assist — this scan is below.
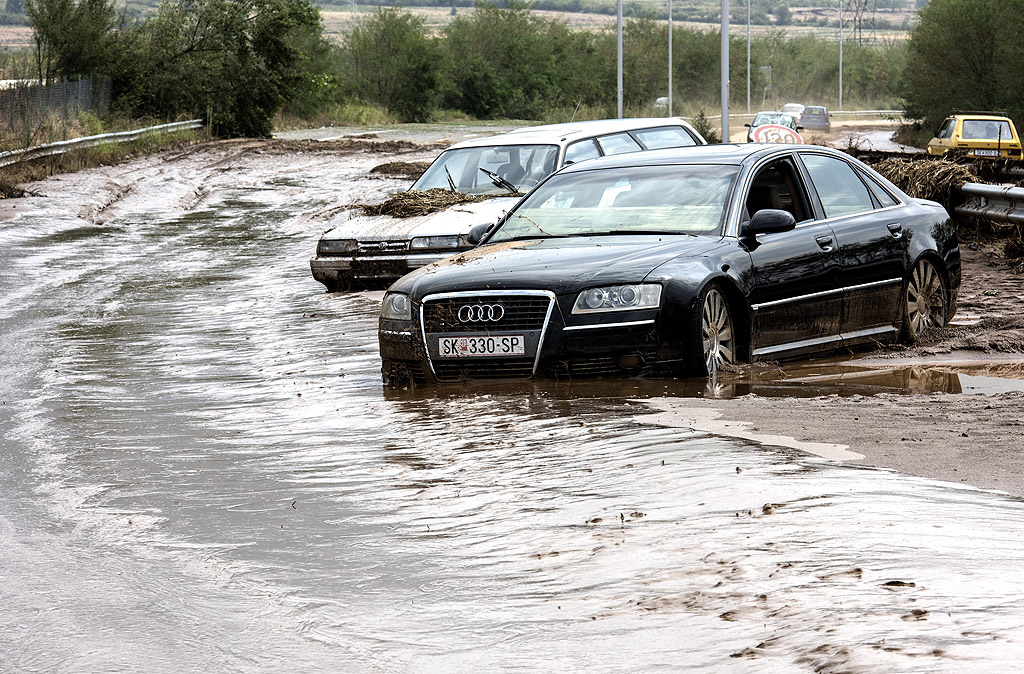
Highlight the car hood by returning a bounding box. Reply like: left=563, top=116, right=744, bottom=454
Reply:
left=321, top=197, right=517, bottom=241
left=391, top=234, right=724, bottom=298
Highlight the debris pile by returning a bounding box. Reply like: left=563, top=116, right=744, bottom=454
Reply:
left=868, top=157, right=977, bottom=207
left=357, top=188, right=520, bottom=218
left=369, top=161, right=431, bottom=180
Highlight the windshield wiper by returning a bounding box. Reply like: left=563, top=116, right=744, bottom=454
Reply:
left=478, top=167, right=518, bottom=194
left=444, top=165, right=458, bottom=192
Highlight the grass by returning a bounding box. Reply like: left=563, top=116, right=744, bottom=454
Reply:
left=0, top=127, right=209, bottom=197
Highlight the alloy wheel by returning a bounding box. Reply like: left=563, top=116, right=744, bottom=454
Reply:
left=906, top=259, right=946, bottom=337
left=701, top=288, right=735, bottom=375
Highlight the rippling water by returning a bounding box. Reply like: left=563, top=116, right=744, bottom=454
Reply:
left=2, top=143, right=1023, bottom=673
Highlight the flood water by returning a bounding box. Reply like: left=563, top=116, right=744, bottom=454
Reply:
left=2, top=143, right=1024, bottom=673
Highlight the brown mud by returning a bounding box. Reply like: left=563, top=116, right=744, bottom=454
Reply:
left=645, top=243, right=1024, bottom=497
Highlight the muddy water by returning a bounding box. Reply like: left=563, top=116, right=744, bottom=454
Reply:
left=2, top=144, right=1024, bottom=673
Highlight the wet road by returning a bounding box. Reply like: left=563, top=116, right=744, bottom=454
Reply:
left=2, top=142, right=1024, bottom=672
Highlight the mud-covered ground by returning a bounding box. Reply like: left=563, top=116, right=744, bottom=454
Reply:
left=658, top=242, right=1024, bottom=497
left=4, top=133, right=1024, bottom=672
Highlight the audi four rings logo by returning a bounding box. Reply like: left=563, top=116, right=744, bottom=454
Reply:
left=458, top=304, right=505, bottom=322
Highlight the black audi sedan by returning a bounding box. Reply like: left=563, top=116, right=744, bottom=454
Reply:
left=378, top=144, right=960, bottom=385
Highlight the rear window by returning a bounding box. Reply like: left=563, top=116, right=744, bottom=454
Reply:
left=804, top=106, right=825, bottom=115
left=961, top=119, right=1014, bottom=140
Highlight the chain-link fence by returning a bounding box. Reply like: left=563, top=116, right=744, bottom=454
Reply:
left=0, top=76, right=111, bottom=135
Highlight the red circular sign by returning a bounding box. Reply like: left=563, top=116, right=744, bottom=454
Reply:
left=751, top=124, right=804, bottom=144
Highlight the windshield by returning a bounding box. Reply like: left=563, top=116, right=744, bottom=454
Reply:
left=489, top=164, right=738, bottom=242
left=753, top=113, right=784, bottom=126
left=412, top=144, right=559, bottom=195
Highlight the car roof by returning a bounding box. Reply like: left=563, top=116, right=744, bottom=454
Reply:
left=443, top=117, right=699, bottom=150
left=952, top=114, right=1012, bottom=121
left=557, top=143, right=812, bottom=172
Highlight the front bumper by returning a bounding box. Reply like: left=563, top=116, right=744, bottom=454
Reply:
left=310, top=251, right=459, bottom=287
left=379, top=292, right=677, bottom=385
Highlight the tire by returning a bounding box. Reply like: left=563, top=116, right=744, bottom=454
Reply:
left=900, top=257, right=948, bottom=344
left=684, top=285, right=737, bottom=377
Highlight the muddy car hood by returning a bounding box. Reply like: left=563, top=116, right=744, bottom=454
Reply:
left=392, top=235, right=723, bottom=297
left=322, top=197, right=518, bottom=241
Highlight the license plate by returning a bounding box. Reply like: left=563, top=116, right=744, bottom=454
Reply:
left=438, top=335, right=525, bottom=357
left=974, top=149, right=1000, bottom=157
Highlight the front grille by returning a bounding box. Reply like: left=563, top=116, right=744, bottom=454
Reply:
left=546, top=352, right=657, bottom=379
left=358, top=240, right=408, bottom=255
left=433, top=358, right=536, bottom=382
left=423, top=295, right=551, bottom=333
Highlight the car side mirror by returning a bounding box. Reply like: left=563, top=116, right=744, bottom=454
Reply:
left=744, top=123, right=751, bottom=128
left=740, top=209, right=796, bottom=238
left=466, top=221, right=494, bottom=246
left=797, top=125, right=805, bottom=131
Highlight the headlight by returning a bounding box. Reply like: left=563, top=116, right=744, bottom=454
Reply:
left=409, top=235, right=468, bottom=250
left=572, top=284, right=662, bottom=314
left=317, top=238, right=357, bottom=255
left=381, top=292, right=413, bottom=321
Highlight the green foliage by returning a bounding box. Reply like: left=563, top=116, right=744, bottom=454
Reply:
left=26, top=0, right=119, bottom=81
left=112, top=0, right=328, bottom=137
left=690, top=110, right=720, bottom=144
left=441, top=0, right=609, bottom=119
left=901, top=0, right=1024, bottom=131
left=341, top=7, right=439, bottom=122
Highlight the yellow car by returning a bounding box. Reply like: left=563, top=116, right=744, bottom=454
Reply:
left=927, top=112, right=1023, bottom=159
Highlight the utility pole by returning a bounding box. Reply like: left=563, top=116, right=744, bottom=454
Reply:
left=839, top=0, right=844, bottom=111
left=617, top=0, right=623, bottom=118
left=721, top=0, right=730, bottom=142
left=668, top=0, right=673, bottom=116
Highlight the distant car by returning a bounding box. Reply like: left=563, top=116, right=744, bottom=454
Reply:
left=378, top=144, right=960, bottom=385
left=780, top=103, right=805, bottom=122
left=927, top=112, right=1023, bottom=160
left=310, top=118, right=707, bottom=291
left=801, top=105, right=831, bottom=132
left=745, top=111, right=801, bottom=142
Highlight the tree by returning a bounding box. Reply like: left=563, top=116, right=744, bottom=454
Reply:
left=901, top=0, right=1024, bottom=130
left=26, top=0, right=119, bottom=82
left=341, top=8, right=439, bottom=122
left=113, top=0, right=328, bottom=136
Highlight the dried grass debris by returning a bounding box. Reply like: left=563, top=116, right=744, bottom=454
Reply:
left=369, top=161, right=431, bottom=180
left=868, top=157, right=977, bottom=207
left=357, top=188, right=521, bottom=218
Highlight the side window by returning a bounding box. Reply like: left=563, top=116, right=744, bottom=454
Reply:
left=801, top=153, right=875, bottom=219
left=858, top=170, right=899, bottom=208
left=745, top=158, right=810, bottom=223
left=936, top=119, right=954, bottom=139
left=564, top=139, right=600, bottom=165
left=597, top=132, right=643, bottom=156
left=632, top=126, right=698, bottom=149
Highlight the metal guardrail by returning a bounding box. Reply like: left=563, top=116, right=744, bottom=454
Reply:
left=956, top=182, right=1024, bottom=225
left=0, top=119, right=204, bottom=169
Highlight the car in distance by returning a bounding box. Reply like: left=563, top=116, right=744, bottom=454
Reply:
left=378, top=144, right=960, bottom=385
left=310, top=118, right=706, bottom=291
left=780, top=102, right=805, bottom=122
left=926, top=112, right=1023, bottom=159
left=801, top=105, right=832, bottom=132
left=745, top=111, right=801, bottom=142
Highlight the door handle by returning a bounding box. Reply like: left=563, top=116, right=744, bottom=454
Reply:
left=887, top=222, right=903, bottom=238
left=815, top=235, right=834, bottom=252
